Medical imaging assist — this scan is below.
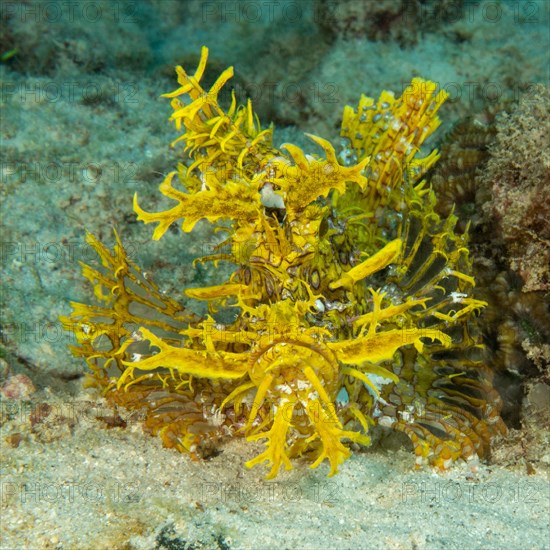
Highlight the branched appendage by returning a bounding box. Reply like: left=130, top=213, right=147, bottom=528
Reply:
left=243, top=385, right=370, bottom=479
left=246, top=403, right=295, bottom=479
left=305, top=401, right=371, bottom=476
left=62, top=47, right=506, bottom=479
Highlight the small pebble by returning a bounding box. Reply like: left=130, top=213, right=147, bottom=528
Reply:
left=1, top=374, right=36, bottom=399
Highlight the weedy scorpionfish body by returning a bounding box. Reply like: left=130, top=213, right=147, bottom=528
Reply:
left=62, top=47, right=505, bottom=479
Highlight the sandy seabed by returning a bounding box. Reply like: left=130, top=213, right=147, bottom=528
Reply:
left=0, top=391, right=548, bottom=550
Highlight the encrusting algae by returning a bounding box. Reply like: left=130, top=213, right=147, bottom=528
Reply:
left=61, top=47, right=506, bottom=479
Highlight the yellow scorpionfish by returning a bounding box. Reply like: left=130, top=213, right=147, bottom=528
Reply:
left=62, top=47, right=505, bottom=479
